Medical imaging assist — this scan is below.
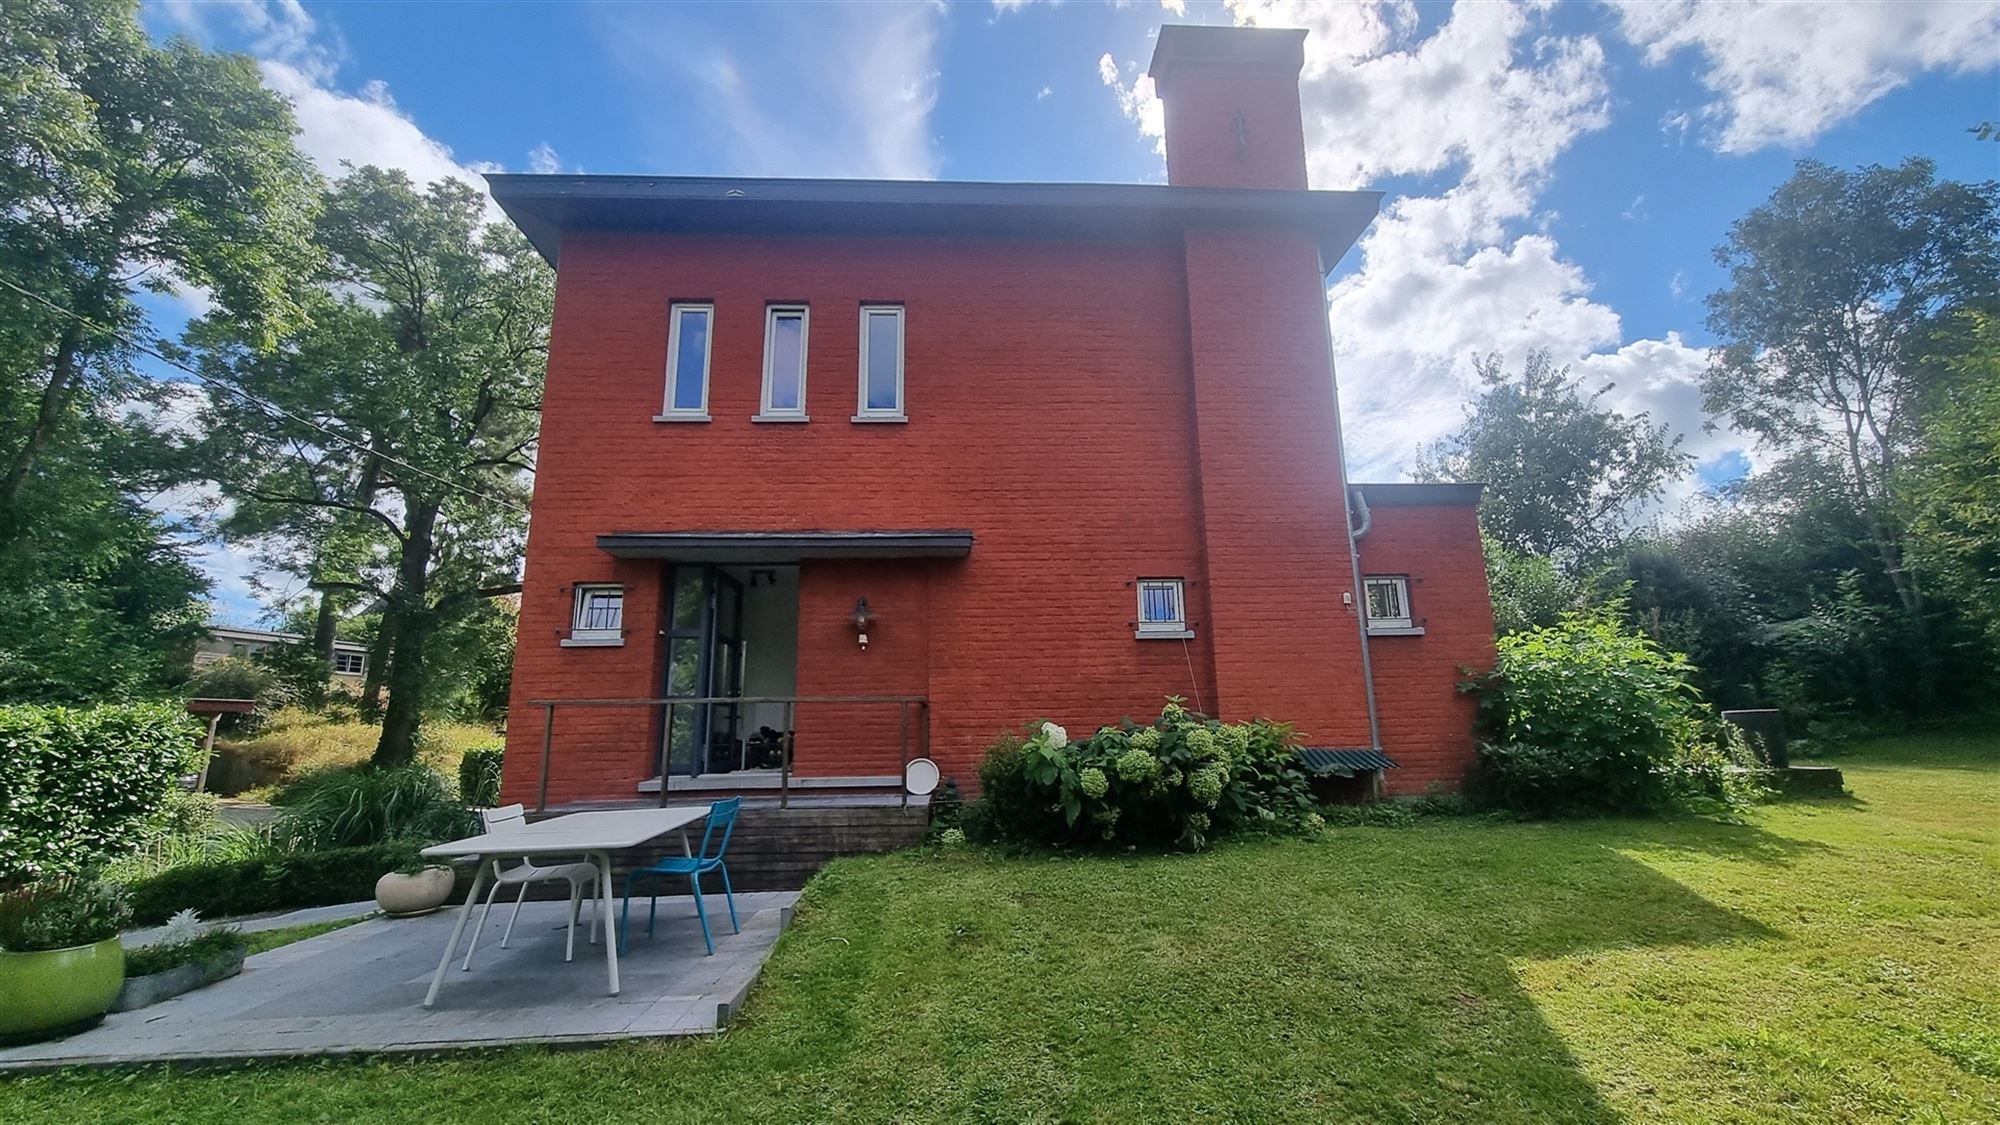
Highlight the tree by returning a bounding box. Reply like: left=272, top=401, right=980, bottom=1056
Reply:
left=1905, top=311, right=2000, bottom=646
left=1418, top=349, right=1690, bottom=563
left=189, top=168, right=551, bottom=765
left=1482, top=534, right=1584, bottom=636
left=1702, top=157, right=2000, bottom=613
left=0, top=0, right=315, bottom=701
left=0, top=0, right=318, bottom=515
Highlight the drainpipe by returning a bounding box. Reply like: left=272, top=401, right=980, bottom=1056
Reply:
left=1317, top=251, right=1384, bottom=753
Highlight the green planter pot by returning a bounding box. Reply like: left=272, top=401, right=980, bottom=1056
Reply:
left=0, top=937, right=125, bottom=1044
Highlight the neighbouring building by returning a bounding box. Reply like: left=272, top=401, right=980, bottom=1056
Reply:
left=491, top=24, right=1495, bottom=812
left=194, top=625, right=370, bottom=686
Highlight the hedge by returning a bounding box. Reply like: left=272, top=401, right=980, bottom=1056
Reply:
left=458, top=746, right=504, bottom=808
left=121, top=841, right=429, bottom=925
left=0, top=701, right=202, bottom=884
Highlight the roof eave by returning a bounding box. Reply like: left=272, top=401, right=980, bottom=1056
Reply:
left=487, top=174, right=1381, bottom=269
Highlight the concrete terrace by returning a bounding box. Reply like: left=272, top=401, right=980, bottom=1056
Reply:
left=1, top=891, right=799, bottom=1071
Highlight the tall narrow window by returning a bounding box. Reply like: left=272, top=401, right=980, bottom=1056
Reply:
left=1135, top=578, right=1191, bottom=639
left=757, top=305, right=809, bottom=421
left=855, top=305, right=905, bottom=421
left=659, top=303, right=713, bottom=420
left=566, top=584, right=625, bottom=645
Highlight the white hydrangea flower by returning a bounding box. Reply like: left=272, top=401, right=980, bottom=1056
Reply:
left=1039, top=721, right=1068, bottom=749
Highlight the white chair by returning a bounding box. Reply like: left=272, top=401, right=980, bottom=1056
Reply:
left=459, top=804, right=604, bottom=969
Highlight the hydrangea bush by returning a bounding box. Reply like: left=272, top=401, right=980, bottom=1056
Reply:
left=968, top=699, right=1318, bottom=851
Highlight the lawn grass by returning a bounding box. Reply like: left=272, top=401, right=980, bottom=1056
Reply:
left=239, top=917, right=369, bottom=958
left=220, top=707, right=499, bottom=792
left=2, top=731, right=1994, bottom=1122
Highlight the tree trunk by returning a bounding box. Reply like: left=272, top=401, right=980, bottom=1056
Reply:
left=373, top=499, right=441, bottom=767
left=1837, top=410, right=1922, bottom=615
left=359, top=609, right=393, bottom=717
left=0, top=320, right=85, bottom=510
left=299, top=587, right=337, bottom=709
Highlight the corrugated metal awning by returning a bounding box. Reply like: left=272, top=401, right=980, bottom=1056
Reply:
left=1297, top=747, right=1398, bottom=775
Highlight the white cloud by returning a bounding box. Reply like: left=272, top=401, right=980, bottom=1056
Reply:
left=1097, top=53, right=1165, bottom=157
left=527, top=142, right=563, bottom=175
left=591, top=3, right=942, bottom=179
left=156, top=1, right=501, bottom=198
left=1100, top=0, right=1743, bottom=491
left=260, top=63, right=487, bottom=193
left=1037, top=85, right=1054, bottom=101
left=1610, top=0, right=2000, bottom=152
left=1161, top=0, right=1189, bottom=15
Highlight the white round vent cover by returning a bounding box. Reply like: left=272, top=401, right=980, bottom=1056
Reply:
left=904, top=757, right=940, bottom=796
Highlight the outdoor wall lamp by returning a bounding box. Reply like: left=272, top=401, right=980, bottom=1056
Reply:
left=853, top=597, right=874, bottom=650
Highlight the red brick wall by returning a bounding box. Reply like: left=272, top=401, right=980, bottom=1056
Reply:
left=1180, top=228, right=1372, bottom=747
left=1357, top=501, right=1496, bottom=794
left=502, top=231, right=1226, bottom=804
left=499, top=28, right=1492, bottom=807
left=1156, top=63, right=1309, bottom=191
left=792, top=559, right=931, bottom=778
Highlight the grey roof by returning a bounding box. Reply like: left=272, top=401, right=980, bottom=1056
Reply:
left=597, top=530, right=974, bottom=563
left=1297, top=747, right=1398, bottom=775
left=487, top=174, right=1380, bottom=270
left=1351, top=482, right=1485, bottom=507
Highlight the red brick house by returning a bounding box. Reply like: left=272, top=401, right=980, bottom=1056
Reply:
left=490, top=25, right=1495, bottom=813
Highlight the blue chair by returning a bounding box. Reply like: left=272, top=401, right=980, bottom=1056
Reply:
left=620, top=797, right=742, bottom=956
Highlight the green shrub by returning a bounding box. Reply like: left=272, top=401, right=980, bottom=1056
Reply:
left=125, top=927, right=248, bottom=978
left=186, top=658, right=294, bottom=733
left=0, top=878, right=131, bottom=952
left=271, top=764, right=479, bottom=850
left=121, top=841, right=426, bottom=925
left=457, top=747, right=504, bottom=808
left=0, top=701, right=203, bottom=884
left=153, top=790, right=221, bottom=843
left=105, top=823, right=271, bottom=887
left=1473, top=608, right=1744, bottom=817
left=963, top=699, right=1320, bottom=851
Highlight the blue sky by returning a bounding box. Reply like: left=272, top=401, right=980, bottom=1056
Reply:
left=138, top=0, right=2000, bottom=625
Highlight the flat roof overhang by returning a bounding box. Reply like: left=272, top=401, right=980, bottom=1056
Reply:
left=487, top=174, right=1381, bottom=273
left=596, top=530, right=974, bottom=563
left=1351, top=482, right=1486, bottom=507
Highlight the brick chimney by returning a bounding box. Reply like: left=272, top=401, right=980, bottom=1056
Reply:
left=1147, top=24, right=1309, bottom=190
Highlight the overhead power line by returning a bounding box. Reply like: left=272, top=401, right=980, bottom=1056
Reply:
left=0, top=273, right=533, bottom=515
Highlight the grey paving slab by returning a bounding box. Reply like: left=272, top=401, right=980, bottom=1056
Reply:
left=3, top=890, right=798, bottom=1071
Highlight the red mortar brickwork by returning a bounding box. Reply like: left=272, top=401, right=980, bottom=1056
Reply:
left=498, top=23, right=1495, bottom=806
left=1358, top=500, right=1496, bottom=794
left=502, top=230, right=1226, bottom=804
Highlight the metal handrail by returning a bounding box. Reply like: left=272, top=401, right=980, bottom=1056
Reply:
left=528, top=695, right=930, bottom=814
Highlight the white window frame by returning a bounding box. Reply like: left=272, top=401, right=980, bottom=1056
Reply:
left=1135, top=577, right=1193, bottom=639
left=1363, top=576, right=1421, bottom=634
left=755, top=304, right=810, bottom=422
left=565, top=584, right=625, bottom=646
left=657, top=303, right=714, bottom=422
left=853, top=304, right=906, bottom=422
left=331, top=649, right=366, bottom=676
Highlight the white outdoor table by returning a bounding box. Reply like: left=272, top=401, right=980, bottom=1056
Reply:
left=419, top=806, right=710, bottom=1007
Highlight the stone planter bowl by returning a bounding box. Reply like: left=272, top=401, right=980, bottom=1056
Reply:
left=0, top=937, right=125, bottom=1044
left=112, top=950, right=246, bottom=1012
left=376, top=865, right=455, bottom=916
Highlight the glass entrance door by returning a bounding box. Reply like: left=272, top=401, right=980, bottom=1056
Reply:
left=661, top=566, right=745, bottom=777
